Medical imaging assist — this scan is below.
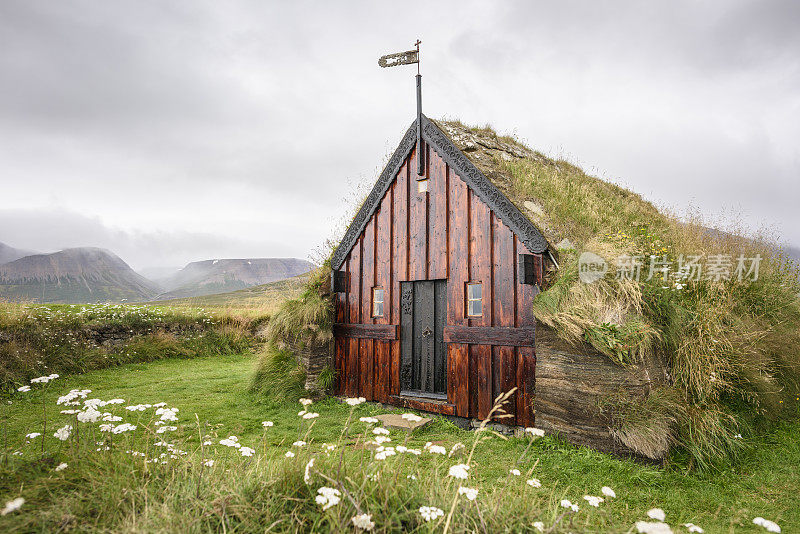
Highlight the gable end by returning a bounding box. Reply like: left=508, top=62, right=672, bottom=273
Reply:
left=331, top=115, right=549, bottom=270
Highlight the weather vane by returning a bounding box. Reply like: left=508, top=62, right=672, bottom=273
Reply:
left=379, top=40, right=425, bottom=177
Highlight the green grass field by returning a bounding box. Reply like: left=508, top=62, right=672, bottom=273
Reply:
left=2, top=351, right=797, bottom=533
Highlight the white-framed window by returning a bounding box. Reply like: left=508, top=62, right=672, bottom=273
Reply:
left=417, top=179, right=428, bottom=193
left=372, top=287, right=385, bottom=317
left=466, top=282, right=482, bottom=317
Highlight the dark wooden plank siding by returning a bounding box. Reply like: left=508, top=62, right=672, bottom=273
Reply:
left=360, top=218, right=375, bottom=400
left=409, top=146, right=427, bottom=281
left=516, top=238, right=537, bottom=427
left=428, top=148, right=448, bottom=280
left=447, top=170, right=470, bottom=417
left=333, top=140, right=542, bottom=424
left=469, top=191, right=494, bottom=420
left=346, top=242, right=361, bottom=397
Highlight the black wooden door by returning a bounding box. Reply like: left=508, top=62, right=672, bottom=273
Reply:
left=400, top=279, right=447, bottom=397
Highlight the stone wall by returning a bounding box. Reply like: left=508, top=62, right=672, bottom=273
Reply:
left=293, top=339, right=333, bottom=394
left=534, top=321, right=670, bottom=459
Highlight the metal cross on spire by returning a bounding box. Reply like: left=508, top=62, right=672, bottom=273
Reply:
left=379, top=40, right=425, bottom=177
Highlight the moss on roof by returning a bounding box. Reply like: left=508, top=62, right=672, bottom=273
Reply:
left=434, top=118, right=668, bottom=250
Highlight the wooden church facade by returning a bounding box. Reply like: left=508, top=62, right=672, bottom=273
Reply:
left=331, top=116, right=550, bottom=427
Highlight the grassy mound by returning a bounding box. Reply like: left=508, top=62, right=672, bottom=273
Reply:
left=469, top=124, right=800, bottom=467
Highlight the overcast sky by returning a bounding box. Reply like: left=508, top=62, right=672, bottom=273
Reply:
left=1, top=0, right=798, bottom=271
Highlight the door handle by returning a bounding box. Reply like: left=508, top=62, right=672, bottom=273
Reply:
left=421, top=328, right=432, bottom=338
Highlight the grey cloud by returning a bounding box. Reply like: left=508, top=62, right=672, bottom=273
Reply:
left=0, top=0, right=797, bottom=267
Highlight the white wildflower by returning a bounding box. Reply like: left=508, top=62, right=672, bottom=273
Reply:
left=112, top=423, right=136, bottom=434
left=351, top=513, right=375, bottom=531
left=285, top=450, right=295, bottom=458
left=25, top=432, right=41, bottom=439
left=203, top=440, right=213, bottom=446
left=374, top=435, right=391, bottom=444
left=105, top=398, right=124, bottom=404
left=17, top=386, right=31, bottom=392
left=60, top=409, right=80, bottom=414
left=561, top=499, right=579, bottom=511
left=419, top=506, right=444, bottom=522
left=601, top=486, right=616, bottom=498
left=156, top=425, right=177, bottom=434
left=407, top=474, right=417, bottom=480
left=262, top=421, right=274, bottom=428
left=102, top=414, right=122, bottom=422
left=240, top=446, right=255, bottom=457
left=524, top=427, right=545, bottom=437
left=635, top=521, right=673, bottom=534
left=219, top=436, right=241, bottom=448
left=304, top=458, right=315, bottom=483
left=375, top=449, right=396, bottom=460
left=533, top=521, right=544, bottom=532
left=156, top=407, right=178, bottom=422
left=584, top=495, right=604, bottom=507
left=315, top=486, right=341, bottom=510
left=77, top=408, right=103, bottom=423
left=53, top=425, right=72, bottom=441
left=753, top=517, right=781, bottom=533
left=298, top=410, right=307, bottom=417
left=299, top=398, right=313, bottom=406
left=345, top=397, right=366, bottom=406
left=1, top=497, right=24, bottom=516
left=527, top=478, right=542, bottom=488
left=510, top=468, right=521, bottom=476
left=302, top=412, right=319, bottom=419
left=401, top=412, right=423, bottom=422
left=372, top=427, right=390, bottom=435
left=448, top=463, right=470, bottom=479
left=683, top=524, right=704, bottom=533
left=427, top=445, right=446, bottom=455
left=292, top=440, right=307, bottom=447
left=396, top=445, right=407, bottom=453
left=359, top=417, right=379, bottom=424
left=647, top=508, right=666, bottom=521
left=406, top=448, right=422, bottom=455
left=55, top=463, right=68, bottom=472
left=458, top=486, right=479, bottom=501
left=203, top=459, right=214, bottom=467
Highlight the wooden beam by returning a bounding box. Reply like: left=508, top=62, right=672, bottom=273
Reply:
left=333, top=323, right=398, bottom=341
left=443, top=326, right=535, bottom=347
left=387, top=394, right=456, bottom=415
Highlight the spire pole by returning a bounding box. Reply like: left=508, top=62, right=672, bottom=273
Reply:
left=378, top=40, right=425, bottom=177
left=415, top=40, right=424, bottom=177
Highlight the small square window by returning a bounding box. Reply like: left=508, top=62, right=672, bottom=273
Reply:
left=466, top=282, right=482, bottom=317
left=372, top=288, right=385, bottom=317
left=417, top=179, right=428, bottom=193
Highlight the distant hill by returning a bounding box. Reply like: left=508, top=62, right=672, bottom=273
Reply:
left=152, top=272, right=311, bottom=314
left=0, top=247, right=160, bottom=303
left=0, top=242, right=37, bottom=265
left=153, top=258, right=315, bottom=300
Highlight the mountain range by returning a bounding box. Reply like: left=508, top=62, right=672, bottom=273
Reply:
left=0, top=242, right=315, bottom=304
left=0, top=247, right=160, bottom=303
